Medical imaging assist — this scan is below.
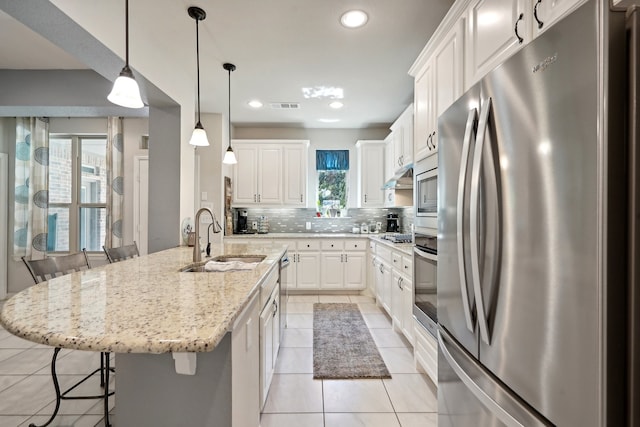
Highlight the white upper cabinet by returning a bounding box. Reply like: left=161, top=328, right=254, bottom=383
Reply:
left=465, top=0, right=529, bottom=88
left=232, top=140, right=309, bottom=207
left=356, top=140, right=385, bottom=208
left=530, top=0, right=587, bottom=39
left=413, top=60, right=435, bottom=162
left=390, top=104, right=414, bottom=171
left=283, top=143, right=308, bottom=206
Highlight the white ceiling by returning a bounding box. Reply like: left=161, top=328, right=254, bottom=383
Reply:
left=0, top=1, right=454, bottom=129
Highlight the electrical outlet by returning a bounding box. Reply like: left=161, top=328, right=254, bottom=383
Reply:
left=306, top=221, right=311, bottom=230
left=252, top=221, right=258, bottom=229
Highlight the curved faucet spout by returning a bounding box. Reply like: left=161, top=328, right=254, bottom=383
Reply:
left=193, top=208, right=222, bottom=263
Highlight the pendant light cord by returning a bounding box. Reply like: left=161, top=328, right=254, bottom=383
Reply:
left=125, top=0, right=130, bottom=66
left=227, top=67, right=231, bottom=147
left=195, top=17, right=201, bottom=123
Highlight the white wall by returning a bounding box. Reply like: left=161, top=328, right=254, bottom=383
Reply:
left=233, top=127, right=390, bottom=208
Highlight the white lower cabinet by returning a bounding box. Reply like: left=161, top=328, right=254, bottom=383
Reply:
left=414, top=317, right=437, bottom=385
left=232, top=293, right=260, bottom=427
left=320, top=239, right=367, bottom=290
left=296, top=240, right=321, bottom=289
left=259, top=272, right=280, bottom=410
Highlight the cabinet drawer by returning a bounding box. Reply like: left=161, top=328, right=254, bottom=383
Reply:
left=402, top=255, right=413, bottom=275
left=260, top=267, right=279, bottom=310
left=391, top=252, right=402, bottom=269
left=376, top=245, right=391, bottom=263
left=297, top=240, right=321, bottom=251
left=345, top=239, right=367, bottom=251
left=321, top=240, right=344, bottom=251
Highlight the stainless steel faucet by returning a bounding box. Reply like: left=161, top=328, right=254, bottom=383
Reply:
left=193, top=207, right=221, bottom=263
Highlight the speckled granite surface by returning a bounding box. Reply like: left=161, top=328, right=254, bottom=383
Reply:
left=0, top=243, right=286, bottom=354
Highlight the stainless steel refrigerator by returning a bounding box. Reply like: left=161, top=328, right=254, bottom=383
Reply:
left=437, top=1, right=638, bottom=425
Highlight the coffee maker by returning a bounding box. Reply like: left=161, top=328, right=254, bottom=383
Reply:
left=386, top=213, right=399, bottom=232
left=236, top=210, right=248, bottom=233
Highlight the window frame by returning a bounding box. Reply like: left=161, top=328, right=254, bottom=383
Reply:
left=48, top=134, right=108, bottom=254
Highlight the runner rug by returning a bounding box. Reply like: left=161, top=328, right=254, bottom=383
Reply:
left=313, top=303, right=391, bottom=379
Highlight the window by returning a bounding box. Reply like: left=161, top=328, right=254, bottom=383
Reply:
left=48, top=135, right=107, bottom=252
left=316, top=150, right=349, bottom=216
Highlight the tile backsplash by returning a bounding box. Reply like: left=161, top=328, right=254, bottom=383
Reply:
left=229, top=207, right=414, bottom=234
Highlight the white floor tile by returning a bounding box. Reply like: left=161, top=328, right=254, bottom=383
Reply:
left=323, top=379, right=394, bottom=413
left=0, top=330, right=11, bottom=341
left=0, top=335, right=39, bottom=349
left=262, top=374, right=323, bottom=413
left=275, top=347, right=313, bottom=374
left=288, top=295, right=319, bottom=303
left=383, top=374, right=437, bottom=413
left=318, top=295, right=350, bottom=303
left=362, top=313, right=393, bottom=328
left=0, top=349, right=24, bottom=364
left=0, top=375, right=27, bottom=394
left=369, top=329, right=411, bottom=348
left=396, top=412, right=437, bottom=427
left=21, top=413, right=104, bottom=427
left=281, top=329, right=313, bottom=348
left=287, top=302, right=315, bottom=314
left=35, top=350, right=103, bottom=376
left=0, top=348, right=54, bottom=375
left=349, top=295, right=376, bottom=304
left=0, top=375, right=54, bottom=416
left=357, top=303, right=385, bottom=314
left=260, top=413, right=324, bottom=427
left=0, top=416, right=30, bottom=427
left=379, top=347, right=420, bottom=374
left=286, top=314, right=313, bottom=329
left=325, top=412, right=401, bottom=427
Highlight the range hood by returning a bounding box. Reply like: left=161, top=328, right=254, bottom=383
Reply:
left=383, top=165, right=413, bottom=190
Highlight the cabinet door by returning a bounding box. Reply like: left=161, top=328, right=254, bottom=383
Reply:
left=531, top=0, right=587, bottom=38
left=392, top=127, right=404, bottom=170
left=401, top=276, right=414, bottom=344
left=380, top=262, right=392, bottom=315
left=359, top=143, right=385, bottom=207
left=320, top=253, right=344, bottom=289
left=466, top=0, right=529, bottom=87
left=391, top=270, right=404, bottom=329
left=414, top=61, right=434, bottom=162
left=344, top=252, right=366, bottom=290
left=233, top=145, right=258, bottom=205
left=374, top=259, right=384, bottom=304
left=297, top=252, right=320, bottom=289
left=259, top=303, right=274, bottom=409
left=257, top=146, right=282, bottom=204
left=283, top=145, right=307, bottom=206
left=384, top=134, right=394, bottom=182
left=232, top=295, right=260, bottom=427
left=401, top=110, right=414, bottom=166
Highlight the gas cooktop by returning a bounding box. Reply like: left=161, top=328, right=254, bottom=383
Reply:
left=380, top=233, right=413, bottom=244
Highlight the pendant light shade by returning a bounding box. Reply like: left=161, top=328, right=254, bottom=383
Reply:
left=222, top=62, right=237, bottom=164
left=188, top=6, right=209, bottom=147
left=108, top=0, right=144, bottom=109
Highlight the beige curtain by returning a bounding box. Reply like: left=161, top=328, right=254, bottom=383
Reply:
left=105, top=117, right=124, bottom=248
left=13, top=117, right=49, bottom=259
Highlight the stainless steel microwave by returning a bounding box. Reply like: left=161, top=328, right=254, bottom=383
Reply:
left=414, top=155, right=438, bottom=232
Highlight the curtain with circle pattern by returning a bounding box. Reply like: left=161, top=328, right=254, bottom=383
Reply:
left=105, top=117, right=124, bottom=248
left=13, top=117, right=49, bottom=260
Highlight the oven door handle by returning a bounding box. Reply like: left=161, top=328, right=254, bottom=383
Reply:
left=414, top=246, right=438, bottom=262
left=457, top=108, right=478, bottom=333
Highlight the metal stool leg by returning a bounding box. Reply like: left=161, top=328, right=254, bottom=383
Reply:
left=29, top=348, right=63, bottom=427
left=104, top=354, right=111, bottom=427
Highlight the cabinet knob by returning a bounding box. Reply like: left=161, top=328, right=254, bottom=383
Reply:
left=331, top=244, right=334, bottom=247
left=307, top=244, right=310, bottom=248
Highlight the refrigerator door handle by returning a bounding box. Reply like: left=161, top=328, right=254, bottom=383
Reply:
left=456, top=108, right=478, bottom=332
left=470, top=97, right=492, bottom=345
left=438, top=329, right=551, bottom=427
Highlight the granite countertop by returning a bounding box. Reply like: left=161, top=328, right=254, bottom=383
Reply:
left=367, top=235, right=414, bottom=256
left=0, top=242, right=286, bottom=354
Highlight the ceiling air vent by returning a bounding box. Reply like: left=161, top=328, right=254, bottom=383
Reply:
left=270, top=102, right=300, bottom=109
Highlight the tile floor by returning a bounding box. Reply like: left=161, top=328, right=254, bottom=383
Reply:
left=0, top=296, right=437, bottom=427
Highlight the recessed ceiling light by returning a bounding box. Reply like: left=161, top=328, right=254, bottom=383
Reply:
left=329, top=101, right=344, bottom=109
left=248, top=100, right=263, bottom=108
left=340, top=10, right=368, bottom=28
left=318, top=118, right=340, bottom=123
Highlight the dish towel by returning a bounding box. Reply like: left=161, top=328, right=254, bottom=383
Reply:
left=204, top=261, right=260, bottom=272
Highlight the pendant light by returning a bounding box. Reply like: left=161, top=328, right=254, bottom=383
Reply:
left=188, top=6, right=209, bottom=147
left=222, top=63, right=238, bottom=164
left=108, top=0, right=144, bottom=108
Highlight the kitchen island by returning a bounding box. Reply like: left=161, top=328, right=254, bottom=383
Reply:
left=0, top=242, right=287, bottom=427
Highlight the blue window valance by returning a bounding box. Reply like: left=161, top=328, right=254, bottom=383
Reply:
left=316, top=150, right=349, bottom=171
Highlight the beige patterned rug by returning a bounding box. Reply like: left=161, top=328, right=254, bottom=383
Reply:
left=313, top=303, right=391, bottom=379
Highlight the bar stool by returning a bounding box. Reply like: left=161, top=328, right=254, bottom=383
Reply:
left=22, top=250, right=113, bottom=427
left=103, top=242, right=139, bottom=263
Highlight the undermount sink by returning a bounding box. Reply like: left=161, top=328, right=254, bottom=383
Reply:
left=179, top=255, right=266, bottom=272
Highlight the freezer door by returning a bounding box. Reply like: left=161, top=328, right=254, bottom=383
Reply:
left=476, top=1, right=612, bottom=425
left=438, top=329, right=550, bottom=427
left=437, top=85, right=481, bottom=356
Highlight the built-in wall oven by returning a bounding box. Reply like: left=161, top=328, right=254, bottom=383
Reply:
left=414, top=155, right=438, bottom=233
left=413, top=232, right=437, bottom=337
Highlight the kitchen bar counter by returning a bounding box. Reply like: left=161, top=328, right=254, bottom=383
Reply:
left=0, top=242, right=286, bottom=354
